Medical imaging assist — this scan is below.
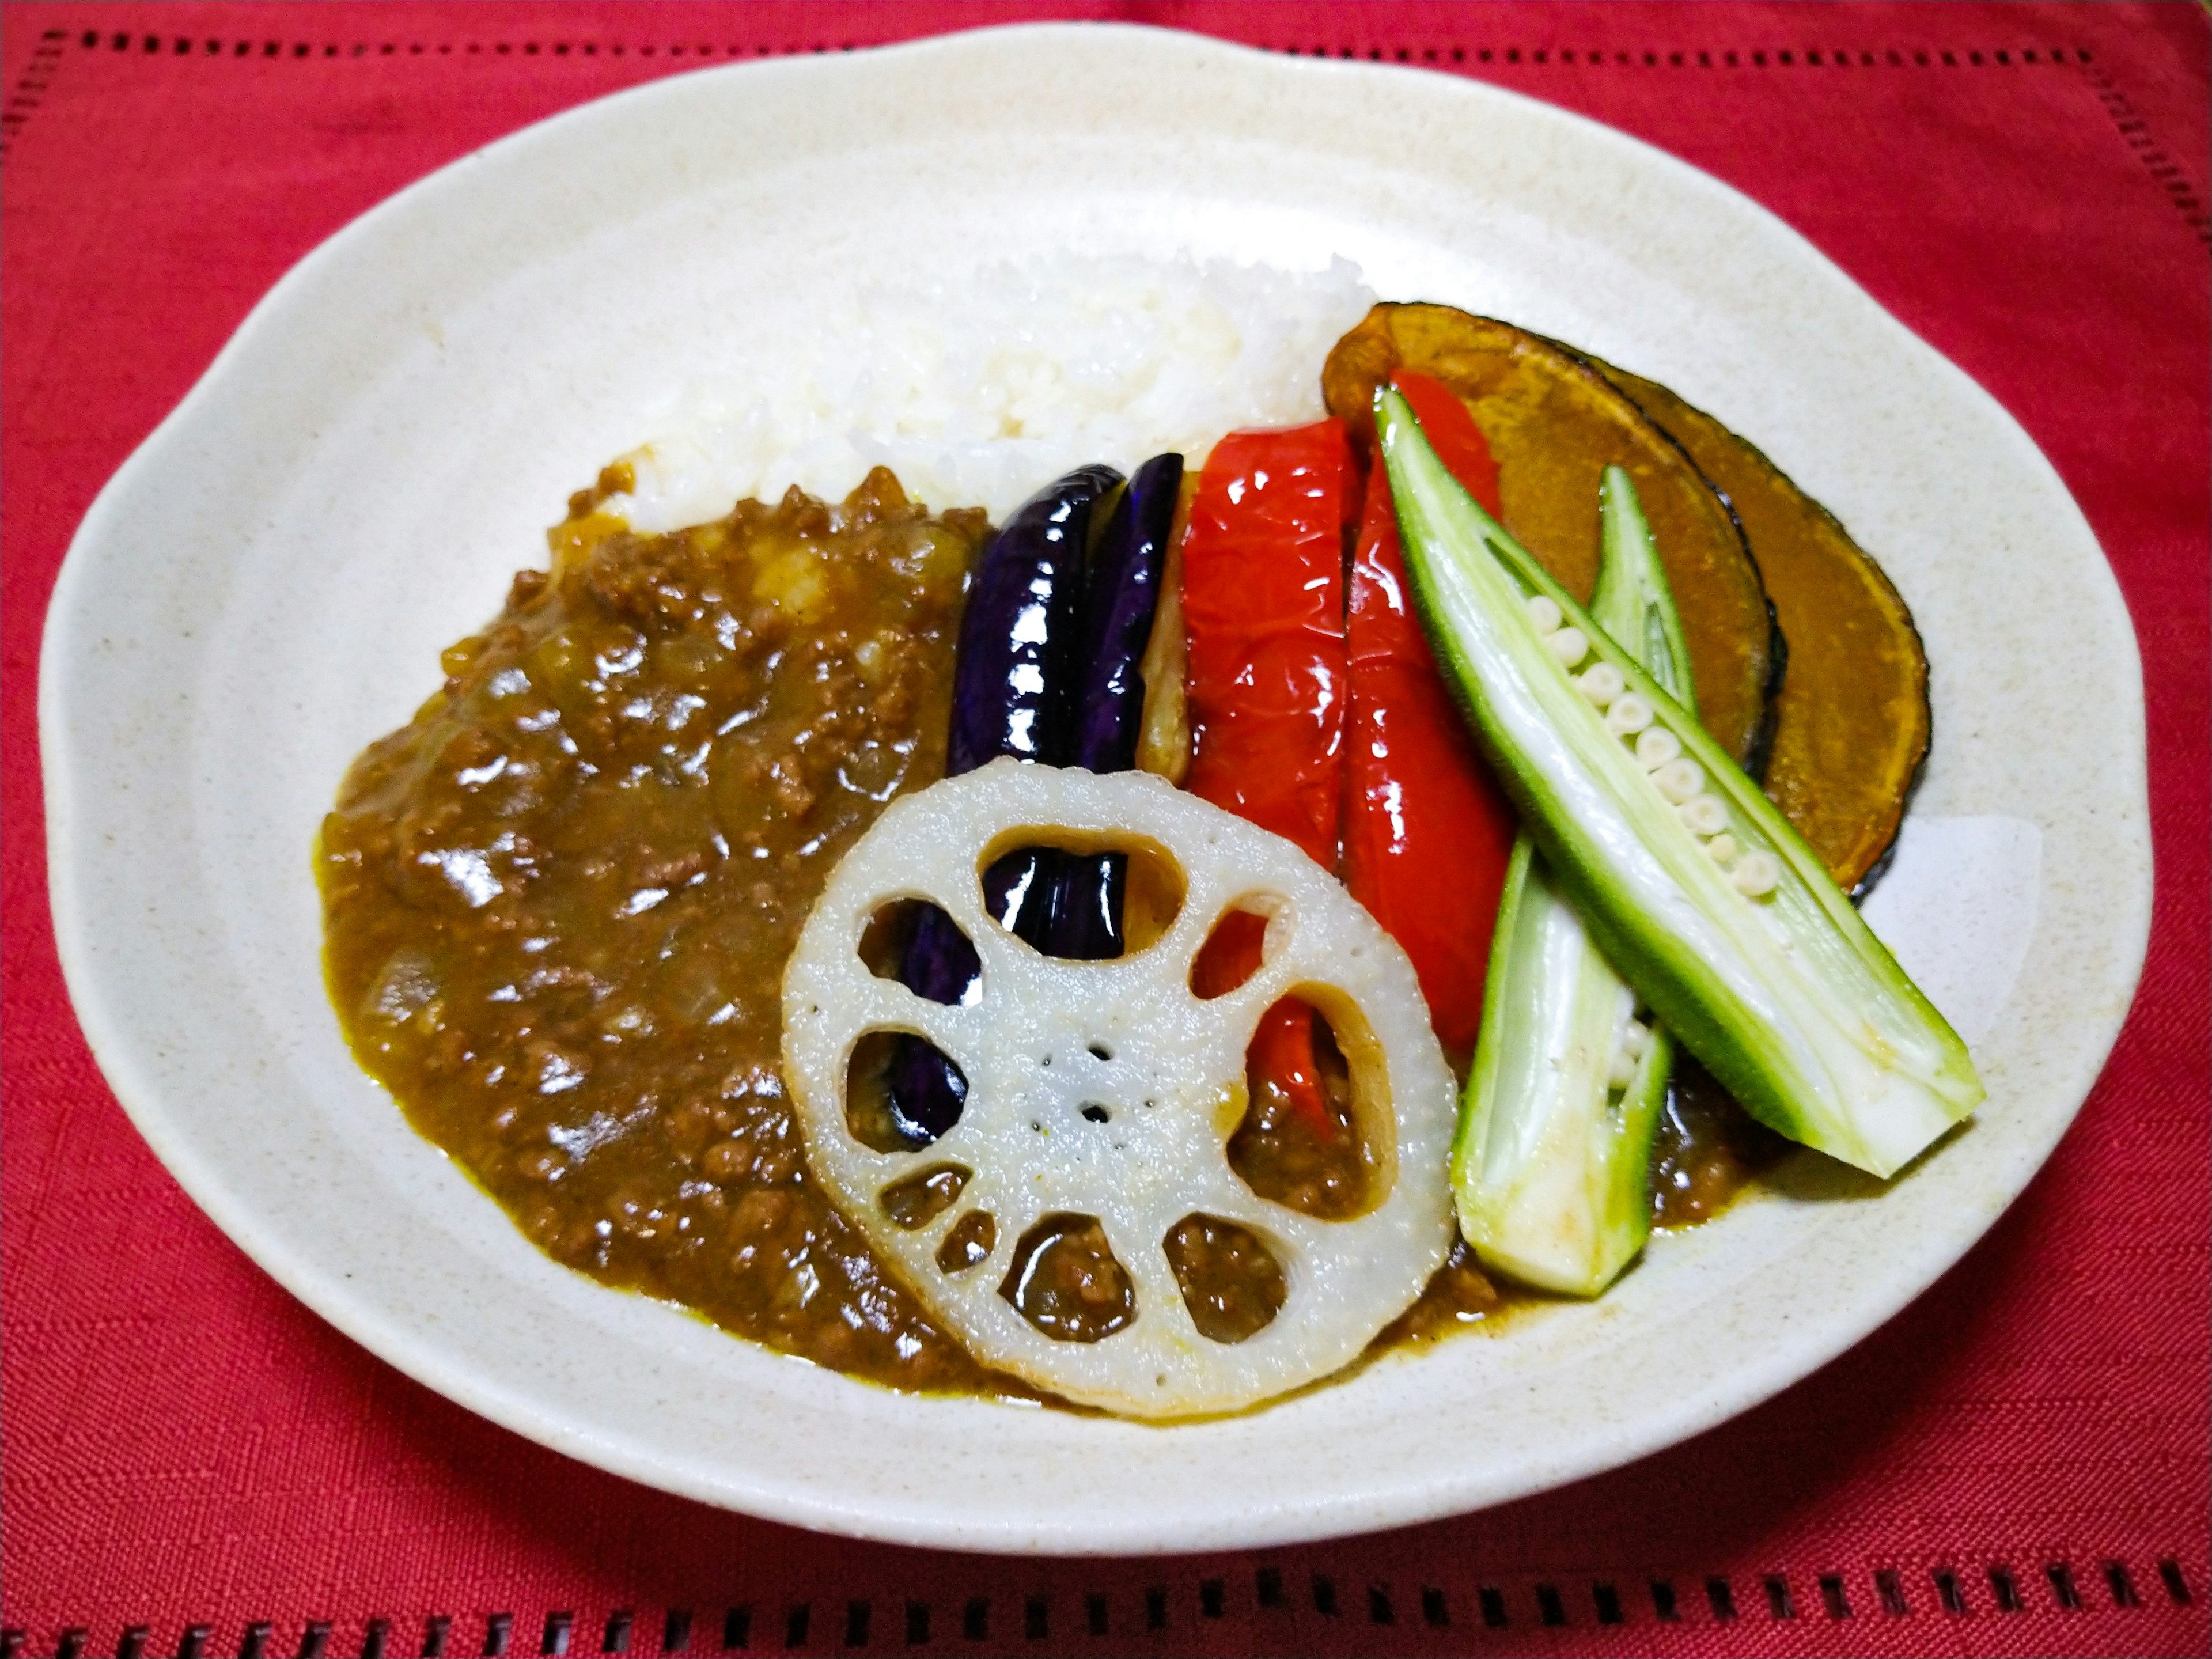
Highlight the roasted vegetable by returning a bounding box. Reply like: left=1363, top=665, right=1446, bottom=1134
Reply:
left=1343, top=372, right=1518, bottom=1061
left=1181, top=420, right=1357, bottom=859
left=1181, top=421, right=1358, bottom=1138
left=1134, top=469, right=1201, bottom=785
left=1323, top=302, right=1781, bottom=773
left=1190, top=910, right=1336, bottom=1140
left=1047, top=452, right=1184, bottom=961
left=946, top=462, right=1126, bottom=777
left=1585, top=358, right=1930, bottom=893
left=1070, top=453, right=1183, bottom=772
left=1454, top=467, right=1685, bottom=1294
left=1381, top=387, right=1982, bottom=1179
left=891, top=463, right=1123, bottom=1138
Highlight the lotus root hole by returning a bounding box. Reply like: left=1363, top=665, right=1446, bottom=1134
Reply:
left=973, top=829, right=1187, bottom=960
left=999, top=1214, right=1137, bottom=1342
left=857, top=899, right=978, bottom=1006
left=1189, top=901, right=1287, bottom=1000
left=1226, top=995, right=1391, bottom=1221
left=878, top=1163, right=971, bottom=1230
left=1164, top=1214, right=1289, bottom=1343
left=935, top=1210, right=996, bottom=1273
left=844, top=1029, right=966, bottom=1152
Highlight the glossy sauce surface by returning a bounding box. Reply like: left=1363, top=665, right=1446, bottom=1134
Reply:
left=321, top=467, right=1773, bottom=1405
left=321, top=470, right=1007, bottom=1391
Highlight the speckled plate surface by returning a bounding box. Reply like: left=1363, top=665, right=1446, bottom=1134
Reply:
left=40, top=24, right=2149, bottom=1552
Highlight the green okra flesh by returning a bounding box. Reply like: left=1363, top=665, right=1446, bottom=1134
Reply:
left=1453, top=467, right=1684, bottom=1295
left=1381, top=388, right=1983, bottom=1180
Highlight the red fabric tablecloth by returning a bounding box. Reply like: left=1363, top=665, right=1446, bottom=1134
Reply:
left=5, top=5, right=2206, bottom=1656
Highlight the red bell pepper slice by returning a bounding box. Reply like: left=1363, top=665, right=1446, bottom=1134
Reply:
left=1181, top=420, right=1357, bottom=1137
left=1342, top=371, right=1519, bottom=1061
left=1391, top=368, right=1503, bottom=512
left=1189, top=910, right=1335, bottom=1137
left=1181, top=419, right=1355, bottom=864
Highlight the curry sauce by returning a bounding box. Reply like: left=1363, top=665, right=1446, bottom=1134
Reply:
left=320, top=467, right=1773, bottom=1403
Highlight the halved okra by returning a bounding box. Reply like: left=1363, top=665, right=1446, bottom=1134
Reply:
left=1379, top=386, right=1982, bottom=1180
left=1454, top=467, right=1688, bottom=1294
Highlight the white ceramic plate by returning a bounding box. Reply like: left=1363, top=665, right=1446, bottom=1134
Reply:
left=41, top=24, right=2149, bottom=1552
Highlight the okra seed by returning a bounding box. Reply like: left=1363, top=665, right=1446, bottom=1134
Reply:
left=1620, top=1019, right=1652, bottom=1058
left=1653, top=757, right=1706, bottom=804
left=1705, top=832, right=1741, bottom=866
left=1525, top=594, right=1563, bottom=635
left=1577, top=663, right=1625, bottom=706
left=1604, top=694, right=1654, bottom=736
left=1544, top=626, right=1589, bottom=668
left=1677, top=793, right=1730, bottom=836
left=1732, top=850, right=1781, bottom=897
left=1607, top=1047, right=1640, bottom=1089
left=1634, top=726, right=1681, bottom=769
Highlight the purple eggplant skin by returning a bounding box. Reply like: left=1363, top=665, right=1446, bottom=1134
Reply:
left=1070, top=453, right=1184, bottom=772
left=1046, top=452, right=1184, bottom=962
left=945, top=463, right=1126, bottom=774
left=882, top=926, right=970, bottom=1141
left=889, top=464, right=1124, bottom=1142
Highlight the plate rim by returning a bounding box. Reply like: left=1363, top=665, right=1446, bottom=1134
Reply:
left=37, top=20, right=2153, bottom=1553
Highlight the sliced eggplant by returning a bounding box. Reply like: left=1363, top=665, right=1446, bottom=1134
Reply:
left=1047, top=453, right=1183, bottom=961
left=1381, top=387, right=1982, bottom=1179
left=1070, top=453, right=1183, bottom=772
left=946, top=463, right=1124, bottom=776
left=1454, top=467, right=1684, bottom=1294
left=891, top=463, right=1123, bottom=1139
left=1132, top=469, right=1200, bottom=786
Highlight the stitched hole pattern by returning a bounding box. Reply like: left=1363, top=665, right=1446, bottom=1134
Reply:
left=55, top=26, right=2112, bottom=69
left=1876, top=1569, right=1908, bottom=1615
left=0, top=26, right=70, bottom=156
left=1272, top=42, right=2104, bottom=69
left=16, top=24, right=2192, bottom=251
left=2079, top=62, right=2212, bottom=245
left=4, top=12, right=2184, bottom=287
left=10, top=1559, right=2192, bottom=1655
left=0, top=19, right=2197, bottom=1658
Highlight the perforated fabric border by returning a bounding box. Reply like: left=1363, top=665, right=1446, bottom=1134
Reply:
left=2, top=5, right=2205, bottom=1658
left=4, top=3, right=2206, bottom=252
left=2, top=1555, right=2200, bottom=1659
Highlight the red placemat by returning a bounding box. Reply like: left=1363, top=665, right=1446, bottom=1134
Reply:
left=4, top=4, right=2205, bottom=1656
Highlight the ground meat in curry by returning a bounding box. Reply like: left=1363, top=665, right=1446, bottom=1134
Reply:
left=322, top=468, right=1008, bottom=1390
left=320, top=466, right=1777, bottom=1404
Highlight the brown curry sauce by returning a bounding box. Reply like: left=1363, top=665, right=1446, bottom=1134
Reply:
left=319, top=467, right=1778, bottom=1406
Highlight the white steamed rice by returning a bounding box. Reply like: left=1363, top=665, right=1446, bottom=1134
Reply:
left=604, top=252, right=1376, bottom=530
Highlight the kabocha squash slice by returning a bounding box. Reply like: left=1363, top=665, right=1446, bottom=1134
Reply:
left=1580, top=359, right=1930, bottom=894
left=1377, top=388, right=1983, bottom=1180
left=1322, top=304, right=1781, bottom=772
